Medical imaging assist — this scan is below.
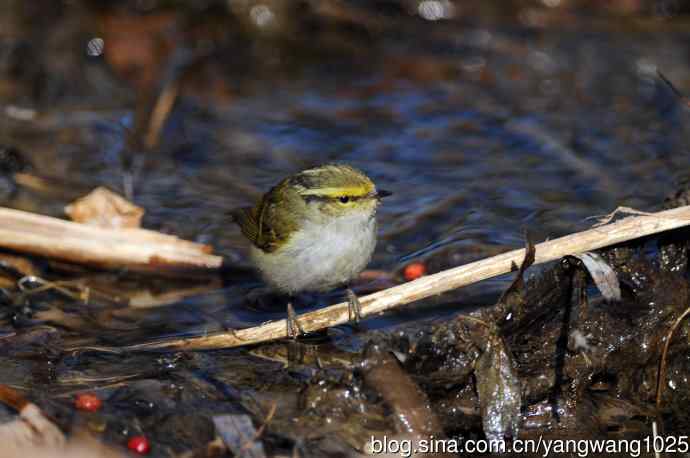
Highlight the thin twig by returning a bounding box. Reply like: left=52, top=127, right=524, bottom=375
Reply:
left=655, top=306, right=690, bottom=408
left=16, top=276, right=118, bottom=305
left=240, top=401, right=277, bottom=452
left=657, top=70, right=690, bottom=108
left=116, top=204, right=690, bottom=351
left=584, top=206, right=656, bottom=227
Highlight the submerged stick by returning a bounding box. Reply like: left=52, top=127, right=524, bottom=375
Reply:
left=122, top=204, right=690, bottom=351
left=0, top=207, right=222, bottom=273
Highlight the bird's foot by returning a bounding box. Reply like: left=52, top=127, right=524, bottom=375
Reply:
left=286, top=302, right=305, bottom=339
left=346, top=288, right=363, bottom=323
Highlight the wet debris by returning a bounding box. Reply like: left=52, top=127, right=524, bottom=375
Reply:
left=361, top=344, right=446, bottom=444
left=474, top=328, right=521, bottom=442
left=470, top=240, right=530, bottom=442
left=296, top=366, right=386, bottom=452
left=83, top=214, right=689, bottom=454
left=212, top=414, right=266, bottom=458
left=3, top=213, right=688, bottom=456
left=346, top=222, right=690, bottom=453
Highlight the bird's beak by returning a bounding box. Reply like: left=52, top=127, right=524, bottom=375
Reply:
left=375, top=189, right=392, bottom=199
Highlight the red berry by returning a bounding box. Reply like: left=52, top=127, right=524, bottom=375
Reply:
left=403, top=262, right=426, bottom=281
left=75, top=393, right=102, bottom=412
left=128, top=435, right=150, bottom=455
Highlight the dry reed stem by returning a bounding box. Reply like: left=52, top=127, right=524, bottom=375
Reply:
left=119, top=204, right=690, bottom=351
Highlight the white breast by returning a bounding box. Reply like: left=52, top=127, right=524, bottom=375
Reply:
left=250, top=211, right=377, bottom=294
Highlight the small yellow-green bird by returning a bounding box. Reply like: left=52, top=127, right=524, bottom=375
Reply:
left=232, top=164, right=391, bottom=336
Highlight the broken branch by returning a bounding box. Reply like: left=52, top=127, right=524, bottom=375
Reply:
left=0, top=207, right=222, bottom=273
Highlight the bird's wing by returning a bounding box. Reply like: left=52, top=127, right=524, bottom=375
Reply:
left=231, top=203, right=281, bottom=252
left=232, top=206, right=261, bottom=245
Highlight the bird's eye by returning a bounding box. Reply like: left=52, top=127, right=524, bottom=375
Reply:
left=338, top=196, right=350, bottom=204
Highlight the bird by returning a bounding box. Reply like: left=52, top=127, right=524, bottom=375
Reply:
left=232, top=164, right=390, bottom=337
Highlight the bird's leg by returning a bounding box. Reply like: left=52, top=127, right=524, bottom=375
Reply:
left=346, top=288, right=363, bottom=323
left=286, top=302, right=304, bottom=339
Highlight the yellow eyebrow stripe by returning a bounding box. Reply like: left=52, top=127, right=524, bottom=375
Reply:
left=299, top=186, right=371, bottom=198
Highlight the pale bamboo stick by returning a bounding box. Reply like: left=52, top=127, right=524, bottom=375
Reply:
left=0, top=207, right=222, bottom=272
left=119, top=205, right=690, bottom=351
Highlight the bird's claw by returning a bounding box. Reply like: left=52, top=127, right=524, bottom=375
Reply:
left=286, top=302, right=304, bottom=339
left=346, top=288, right=362, bottom=323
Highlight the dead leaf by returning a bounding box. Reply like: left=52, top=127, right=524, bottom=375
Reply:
left=475, top=332, right=521, bottom=442
left=65, top=187, right=144, bottom=229
left=571, top=252, right=621, bottom=302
